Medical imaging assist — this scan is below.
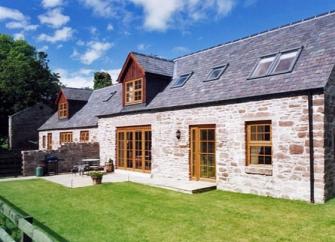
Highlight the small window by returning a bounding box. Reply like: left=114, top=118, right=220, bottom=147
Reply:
left=42, top=135, right=46, bottom=149
left=246, top=121, right=272, bottom=165
left=59, top=132, right=73, bottom=145
left=251, top=55, right=276, bottom=78
left=172, top=73, right=192, bottom=88
left=206, top=65, right=228, bottom=81
left=58, top=102, right=68, bottom=119
left=80, top=131, right=89, bottom=143
left=125, top=78, right=143, bottom=105
left=272, top=49, right=300, bottom=74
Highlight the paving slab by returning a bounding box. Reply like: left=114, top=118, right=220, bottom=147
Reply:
left=42, top=170, right=216, bottom=193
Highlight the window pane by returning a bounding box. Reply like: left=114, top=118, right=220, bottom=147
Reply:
left=273, top=50, right=298, bottom=73
left=172, top=73, right=191, bottom=87
left=252, top=56, right=276, bottom=77
left=208, top=66, right=225, bottom=80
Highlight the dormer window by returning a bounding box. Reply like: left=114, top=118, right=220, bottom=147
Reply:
left=125, top=78, right=143, bottom=105
left=172, top=73, right=192, bottom=88
left=58, top=102, right=68, bottom=119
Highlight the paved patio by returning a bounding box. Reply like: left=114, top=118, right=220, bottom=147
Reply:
left=42, top=170, right=216, bottom=194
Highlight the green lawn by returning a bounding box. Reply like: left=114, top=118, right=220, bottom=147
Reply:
left=0, top=180, right=335, bottom=242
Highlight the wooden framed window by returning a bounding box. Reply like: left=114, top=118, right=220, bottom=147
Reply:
left=42, top=135, right=46, bottom=149
left=59, top=132, right=73, bottom=145
left=58, top=102, right=68, bottom=119
left=116, top=126, right=151, bottom=173
left=47, top=133, right=52, bottom=150
left=125, top=78, right=143, bottom=105
left=80, top=131, right=89, bottom=143
left=246, top=121, right=272, bottom=165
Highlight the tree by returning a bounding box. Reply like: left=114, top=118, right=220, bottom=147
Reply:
left=93, top=72, right=112, bottom=89
left=0, top=34, right=60, bottom=139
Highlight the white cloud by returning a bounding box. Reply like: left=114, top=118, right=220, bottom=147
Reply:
left=54, top=67, right=121, bottom=88
left=38, top=26, right=73, bottom=43
left=131, top=0, right=181, bottom=31
left=89, top=26, right=98, bottom=35
left=13, top=32, right=25, bottom=40
left=172, top=46, right=189, bottom=53
left=137, top=43, right=150, bottom=51
left=0, top=6, right=25, bottom=21
left=130, top=0, right=235, bottom=31
left=76, top=40, right=85, bottom=46
left=74, top=41, right=113, bottom=65
left=38, top=8, right=70, bottom=28
left=42, top=0, right=64, bottom=8
left=38, top=45, right=49, bottom=52
left=107, top=23, right=114, bottom=31
left=79, top=0, right=114, bottom=17
left=5, top=21, right=38, bottom=31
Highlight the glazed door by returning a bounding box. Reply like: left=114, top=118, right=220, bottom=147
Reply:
left=190, top=126, right=216, bottom=181
left=47, top=133, right=52, bottom=150
left=117, top=126, right=151, bottom=172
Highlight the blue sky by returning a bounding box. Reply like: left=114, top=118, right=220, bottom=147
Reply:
left=1, top=0, right=335, bottom=88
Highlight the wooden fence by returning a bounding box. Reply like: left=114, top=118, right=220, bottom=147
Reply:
left=0, top=151, right=22, bottom=177
left=0, top=196, right=67, bottom=242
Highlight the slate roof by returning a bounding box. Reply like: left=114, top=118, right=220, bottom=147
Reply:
left=131, top=52, right=174, bottom=77
left=39, top=85, right=121, bottom=131
left=62, top=87, right=92, bottom=101
left=39, top=11, right=335, bottom=130
left=98, top=11, right=335, bottom=117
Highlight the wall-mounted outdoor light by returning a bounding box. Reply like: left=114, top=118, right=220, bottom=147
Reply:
left=176, top=130, right=181, bottom=140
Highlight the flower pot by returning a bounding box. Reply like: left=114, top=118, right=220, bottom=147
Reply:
left=104, top=162, right=114, bottom=173
left=91, top=176, right=102, bottom=185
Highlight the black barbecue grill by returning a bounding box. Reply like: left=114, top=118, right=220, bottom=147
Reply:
left=41, top=154, right=60, bottom=175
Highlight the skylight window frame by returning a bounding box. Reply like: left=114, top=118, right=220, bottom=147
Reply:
left=271, top=47, right=302, bottom=75
left=248, top=47, right=303, bottom=80
left=205, top=64, right=229, bottom=82
left=171, top=72, right=193, bottom=88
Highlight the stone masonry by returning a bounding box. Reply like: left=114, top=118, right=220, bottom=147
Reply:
left=39, top=127, right=98, bottom=150
left=22, top=142, right=99, bottom=176
left=98, top=94, right=326, bottom=203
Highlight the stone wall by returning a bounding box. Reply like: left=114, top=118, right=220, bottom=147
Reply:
left=9, top=103, right=53, bottom=150
left=39, top=127, right=98, bottom=150
left=22, top=142, right=99, bottom=176
left=98, top=94, right=326, bottom=203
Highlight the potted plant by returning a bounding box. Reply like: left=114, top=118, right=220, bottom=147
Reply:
left=104, top=158, right=114, bottom=173
left=88, top=171, right=104, bottom=185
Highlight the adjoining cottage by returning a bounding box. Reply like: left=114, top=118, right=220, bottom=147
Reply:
left=39, top=12, right=335, bottom=203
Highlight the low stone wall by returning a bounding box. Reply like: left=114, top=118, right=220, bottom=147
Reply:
left=22, top=142, right=99, bottom=176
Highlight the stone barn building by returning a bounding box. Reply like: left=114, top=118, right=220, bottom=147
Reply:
left=38, top=12, right=335, bottom=203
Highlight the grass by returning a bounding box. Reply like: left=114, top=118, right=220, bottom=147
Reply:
left=0, top=180, right=335, bottom=242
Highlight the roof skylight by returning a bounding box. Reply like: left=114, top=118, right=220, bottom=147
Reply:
left=250, top=48, right=302, bottom=79
left=172, top=73, right=192, bottom=88
left=206, top=65, right=228, bottom=81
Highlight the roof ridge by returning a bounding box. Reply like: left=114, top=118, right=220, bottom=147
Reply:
left=174, top=9, right=335, bottom=60
left=131, top=51, right=174, bottom=62
left=92, top=83, right=121, bottom=92
left=62, top=87, right=93, bottom=91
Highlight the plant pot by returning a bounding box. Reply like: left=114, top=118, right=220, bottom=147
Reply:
left=104, top=163, right=114, bottom=173
left=91, top=176, right=102, bottom=185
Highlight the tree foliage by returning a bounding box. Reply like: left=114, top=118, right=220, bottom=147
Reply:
left=0, top=34, right=60, bottom=137
left=93, top=72, right=112, bottom=90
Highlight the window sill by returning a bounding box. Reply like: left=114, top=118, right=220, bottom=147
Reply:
left=245, top=165, right=273, bottom=176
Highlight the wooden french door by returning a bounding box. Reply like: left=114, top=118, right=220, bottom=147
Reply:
left=190, top=125, right=216, bottom=181
left=117, top=126, right=151, bottom=173
left=47, top=133, right=52, bottom=150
